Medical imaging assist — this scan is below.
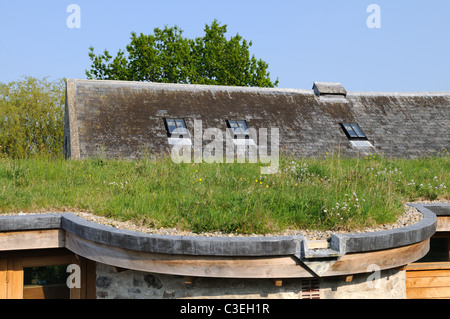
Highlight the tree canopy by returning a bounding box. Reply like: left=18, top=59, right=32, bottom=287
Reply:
left=86, top=20, right=279, bottom=88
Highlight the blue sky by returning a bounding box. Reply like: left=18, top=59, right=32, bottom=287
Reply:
left=0, top=0, right=449, bottom=92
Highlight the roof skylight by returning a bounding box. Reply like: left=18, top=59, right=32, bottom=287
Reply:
left=340, top=123, right=367, bottom=140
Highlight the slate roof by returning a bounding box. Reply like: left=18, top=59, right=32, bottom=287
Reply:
left=64, top=79, right=450, bottom=160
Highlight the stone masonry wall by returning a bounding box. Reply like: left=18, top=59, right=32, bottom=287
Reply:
left=95, top=263, right=406, bottom=299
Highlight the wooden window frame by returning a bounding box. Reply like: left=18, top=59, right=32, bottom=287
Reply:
left=406, top=234, right=450, bottom=299
left=0, top=249, right=96, bottom=299
left=226, top=120, right=251, bottom=140
left=163, top=118, right=190, bottom=139
left=408, top=234, right=450, bottom=268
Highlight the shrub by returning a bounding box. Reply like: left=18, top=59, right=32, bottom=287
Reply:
left=0, top=77, right=65, bottom=159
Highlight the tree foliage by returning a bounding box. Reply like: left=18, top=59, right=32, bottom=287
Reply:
left=86, top=20, right=279, bottom=88
left=0, top=77, right=65, bottom=159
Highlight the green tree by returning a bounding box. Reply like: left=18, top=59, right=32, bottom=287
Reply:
left=0, top=77, right=65, bottom=159
left=86, top=20, right=279, bottom=88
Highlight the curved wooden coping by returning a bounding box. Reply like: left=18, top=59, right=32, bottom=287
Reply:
left=0, top=228, right=429, bottom=278
left=65, top=232, right=430, bottom=279
left=416, top=204, right=450, bottom=232
left=0, top=204, right=441, bottom=279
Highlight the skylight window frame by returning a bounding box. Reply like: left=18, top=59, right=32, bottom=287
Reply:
left=163, top=118, right=190, bottom=139
left=340, top=123, right=368, bottom=141
left=226, top=120, right=251, bottom=140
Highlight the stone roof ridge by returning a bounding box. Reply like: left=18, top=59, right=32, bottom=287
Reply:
left=67, top=78, right=450, bottom=98
left=347, top=90, right=450, bottom=97
left=67, top=78, right=314, bottom=96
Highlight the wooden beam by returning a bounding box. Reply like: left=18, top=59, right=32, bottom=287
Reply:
left=407, top=275, right=450, bottom=288
left=406, top=262, right=450, bottom=272
left=327, top=239, right=430, bottom=277
left=306, top=240, right=329, bottom=250
left=65, top=232, right=313, bottom=279
left=407, top=287, right=450, bottom=299
left=65, top=232, right=431, bottom=279
left=0, top=230, right=64, bottom=252
left=436, top=217, right=450, bottom=232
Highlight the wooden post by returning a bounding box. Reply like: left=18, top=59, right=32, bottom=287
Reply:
left=0, top=259, right=7, bottom=299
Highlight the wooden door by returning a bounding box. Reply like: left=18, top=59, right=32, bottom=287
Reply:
left=0, top=259, right=7, bottom=299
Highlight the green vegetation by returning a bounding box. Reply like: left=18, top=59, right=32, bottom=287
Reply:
left=0, top=77, right=448, bottom=234
left=0, top=153, right=448, bottom=235
left=86, top=20, right=279, bottom=88
left=0, top=77, right=65, bottom=159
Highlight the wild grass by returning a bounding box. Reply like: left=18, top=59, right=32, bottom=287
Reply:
left=0, top=152, right=448, bottom=235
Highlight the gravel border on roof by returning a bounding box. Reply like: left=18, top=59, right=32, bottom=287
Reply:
left=2, top=199, right=447, bottom=240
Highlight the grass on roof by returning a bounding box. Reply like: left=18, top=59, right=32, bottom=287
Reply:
left=0, top=151, right=448, bottom=235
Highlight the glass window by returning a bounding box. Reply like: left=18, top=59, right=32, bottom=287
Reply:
left=415, top=238, right=450, bottom=263
left=175, top=120, right=188, bottom=135
left=343, top=124, right=358, bottom=138
left=164, top=119, right=189, bottom=138
left=351, top=124, right=366, bottom=138
left=341, top=123, right=367, bottom=140
left=175, top=119, right=186, bottom=128
left=237, top=121, right=250, bottom=135
left=23, top=265, right=71, bottom=299
left=166, top=119, right=177, bottom=134
left=228, top=120, right=241, bottom=134
left=227, top=120, right=250, bottom=139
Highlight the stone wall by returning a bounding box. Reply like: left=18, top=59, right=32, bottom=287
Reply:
left=320, top=268, right=406, bottom=299
left=95, top=263, right=406, bottom=299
